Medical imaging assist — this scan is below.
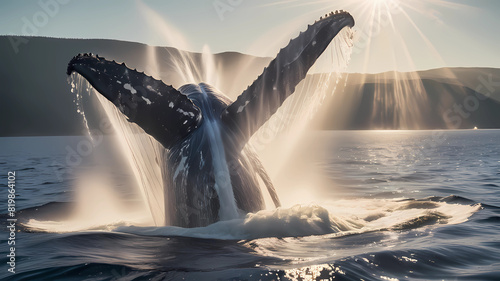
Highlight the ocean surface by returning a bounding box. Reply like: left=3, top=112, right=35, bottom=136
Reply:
left=0, top=130, right=499, bottom=281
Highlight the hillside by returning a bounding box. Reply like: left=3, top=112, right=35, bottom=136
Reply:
left=1, top=36, right=500, bottom=136
left=0, top=36, right=270, bottom=136
left=316, top=78, right=500, bottom=130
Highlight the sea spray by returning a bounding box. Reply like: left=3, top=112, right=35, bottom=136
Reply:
left=249, top=28, right=355, bottom=183
left=112, top=198, right=480, bottom=240
left=70, top=74, right=167, bottom=226
left=70, top=74, right=94, bottom=143
left=65, top=25, right=355, bottom=227
left=24, top=171, right=152, bottom=233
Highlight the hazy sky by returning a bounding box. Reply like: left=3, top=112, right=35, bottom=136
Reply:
left=1, top=0, right=499, bottom=73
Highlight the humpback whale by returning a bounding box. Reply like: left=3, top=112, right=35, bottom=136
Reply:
left=67, top=11, right=355, bottom=227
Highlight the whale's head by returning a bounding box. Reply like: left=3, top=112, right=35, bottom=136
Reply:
left=178, top=83, right=233, bottom=119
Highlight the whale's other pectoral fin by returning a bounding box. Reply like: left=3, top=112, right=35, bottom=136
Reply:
left=222, top=12, right=354, bottom=146
left=67, top=54, right=202, bottom=148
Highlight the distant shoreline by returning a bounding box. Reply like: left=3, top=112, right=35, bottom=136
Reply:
left=1, top=36, right=500, bottom=137
left=2, top=128, right=500, bottom=139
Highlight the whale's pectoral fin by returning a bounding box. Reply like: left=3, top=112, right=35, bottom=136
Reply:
left=222, top=12, right=354, bottom=145
left=67, top=54, right=202, bottom=148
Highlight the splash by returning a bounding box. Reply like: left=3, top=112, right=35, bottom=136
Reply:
left=69, top=75, right=94, bottom=142
left=162, top=44, right=222, bottom=88
left=24, top=171, right=152, bottom=233
left=69, top=74, right=167, bottom=226
left=66, top=26, right=355, bottom=226
left=114, top=198, right=481, bottom=240
left=253, top=28, right=354, bottom=140
left=203, top=118, right=240, bottom=221
left=136, top=1, right=221, bottom=88
left=250, top=28, right=354, bottom=181
left=66, top=6, right=230, bottom=226
left=66, top=4, right=356, bottom=227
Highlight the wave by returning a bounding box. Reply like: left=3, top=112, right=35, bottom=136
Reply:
left=21, top=196, right=481, bottom=240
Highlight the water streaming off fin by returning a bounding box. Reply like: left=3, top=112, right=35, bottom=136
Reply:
left=248, top=28, right=354, bottom=181
left=70, top=74, right=166, bottom=226
left=249, top=28, right=354, bottom=149
left=67, top=25, right=354, bottom=227
left=70, top=75, right=94, bottom=143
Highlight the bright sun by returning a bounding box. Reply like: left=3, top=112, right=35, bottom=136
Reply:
left=365, top=0, right=403, bottom=12
left=369, top=0, right=401, bottom=9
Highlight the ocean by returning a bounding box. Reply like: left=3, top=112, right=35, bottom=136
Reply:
left=0, top=130, right=499, bottom=280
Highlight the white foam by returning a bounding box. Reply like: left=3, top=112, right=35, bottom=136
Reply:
left=112, top=199, right=480, bottom=240
left=24, top=198, right=480, bottom=238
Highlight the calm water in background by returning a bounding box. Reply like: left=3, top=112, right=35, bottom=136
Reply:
left=0, top=130, right=499, bottom=281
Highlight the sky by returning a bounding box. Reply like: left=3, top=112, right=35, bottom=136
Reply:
left=1, top=0, right=499, bottom=73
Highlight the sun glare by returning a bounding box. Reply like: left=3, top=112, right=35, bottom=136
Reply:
left=257, top=0, right=474, bottom=130
left=371, top=0, right=389, bottom=4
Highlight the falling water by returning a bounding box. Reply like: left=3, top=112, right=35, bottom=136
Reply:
left=69, top=9, right=354, bottom=226
left=252, top=28, right=353, bottom=144
left=249, top=28, right=355, bottom=179
left=162, top=44, right=222, bottom=88
left=68, top=41, right=233, bottom=227
left=70, top=75, right=94, bottom=143
left=68, top=3, right=235, bottom=226
left=70, top=74, right=167, bottom=226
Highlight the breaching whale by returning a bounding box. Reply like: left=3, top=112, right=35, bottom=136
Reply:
left=67, top=11, right=355, bottom=227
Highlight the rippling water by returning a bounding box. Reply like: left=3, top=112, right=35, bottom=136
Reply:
left=0, top=130, right=499, bottom=281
